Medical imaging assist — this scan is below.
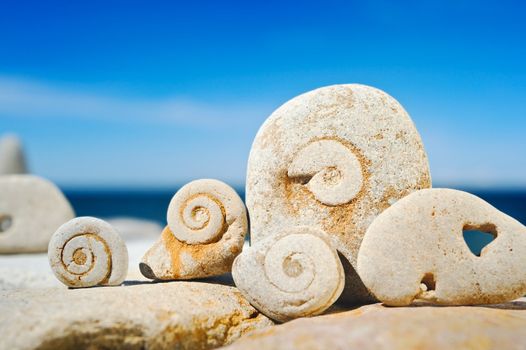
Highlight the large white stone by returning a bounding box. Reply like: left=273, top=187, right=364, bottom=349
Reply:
left=0, top=134, right=27, bottom=175
left=0, top=175, right=75, bottom=253
left=358, top=188, right=526, bottom=306
left=246, top=84, right=431, bottom=302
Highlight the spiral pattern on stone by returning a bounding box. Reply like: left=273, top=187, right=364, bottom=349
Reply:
left=232, top=227, right=345, bottom=322
left=167, top=180, right=230, bottom=245
left=48, top=217, right=128, bottom=288
left=288, top=139, right=364, bottom=206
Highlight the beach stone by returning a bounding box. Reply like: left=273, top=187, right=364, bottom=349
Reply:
left=232, top=227, right=344, bottom=322
left=140, top=179, right=248, bottom=280
left=0, top=175, right=75, bottom=253
left=246, top=84, right=431, bottom=303
left=0, top=134, right=27, bottom=175
left=357, top=188, right=526, bottom=306
left=48, top=217, right=129, bottom=288
left=222, top=298, right=526, bottom=350
left=0, top=230, right=155, bottom=291
left=0, top=281, right=274, bottom=350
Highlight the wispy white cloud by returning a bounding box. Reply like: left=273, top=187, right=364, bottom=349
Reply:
left=0, top=76, right=269, bottom=128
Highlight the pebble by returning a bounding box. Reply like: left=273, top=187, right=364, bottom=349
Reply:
left=246, top=84, right=431, bottom=302
left=48, top=216, right=129, bottom=288
left=140, top=179, right=248, bottom=280
left=357, top=188, right=526, bottom=306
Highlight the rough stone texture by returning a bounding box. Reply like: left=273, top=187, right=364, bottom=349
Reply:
left=223, top=298, right=526, bottom=350
left=232, top=227, right=344, bottom=322
left=0, top=134, right=27, bottom=175
left=48, top=217, right=129, bottom=288
left=0, top=175, right=75, bottom=253
left=358, top=188, right=526, bottom=306
left=141, top=179, right=248, bottom=280
left=246, top=84, right=431, bottom=303
left=0, top=281, right=274, bottom=350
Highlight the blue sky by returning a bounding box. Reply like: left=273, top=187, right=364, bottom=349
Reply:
left=0, top=1, right=525, bottom=188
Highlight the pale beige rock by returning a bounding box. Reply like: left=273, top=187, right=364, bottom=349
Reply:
left=246, top=84, right=431, bottom=302
left=0, top=175, right=75, bottom=253
left=223, top=298, right=526, bottom=350
left=0, top=234, right=155, bottom=290
left=48, top=217, right=129, bottom=288
left=357, top=188, right=526, bottom=306
left=232, top=227, right=344, bottom=322
left=0, top=281, right=274, bottom=350
left=140, top=179, right=248, bottom=280
left=0, top=134, right=27, bottom=175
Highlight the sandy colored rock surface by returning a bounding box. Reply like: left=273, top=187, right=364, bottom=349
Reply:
left=232, top=227, right=344, bottom=322
left=0, top=175, right=75, bottom=253
left=358, top=188, right=526, bottom=306
left=223, top=298, right=526, bottom=350
left=141, top=179, right=247, bottom=280
left=0, top=134, right=27, bottom=175
left=48, top=217, right=129, bottom=288
left=246, top=84, right=431, bottom=302
left=0, top=281, right=273, bottom=350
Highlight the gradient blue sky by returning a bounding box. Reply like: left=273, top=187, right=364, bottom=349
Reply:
left=0, top=1, right=525, bottom=188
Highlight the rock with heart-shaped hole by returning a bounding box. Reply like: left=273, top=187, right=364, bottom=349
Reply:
left=357, top=188, right=526, bottom=306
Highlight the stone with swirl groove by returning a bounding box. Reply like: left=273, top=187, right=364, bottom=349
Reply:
left=232, top=227, right=344, bottom=322
left=48, top=217, right=128, bottom=288
left=357, top=188, right=526, bottom=306
left=140, top=179, right=247, bottom=280
left=246, top=84, right=431, bottom=303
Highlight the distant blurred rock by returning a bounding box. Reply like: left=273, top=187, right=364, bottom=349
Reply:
left=0, top=134, right=28, bottom=175
left=0, top=175, right=75, bottom=253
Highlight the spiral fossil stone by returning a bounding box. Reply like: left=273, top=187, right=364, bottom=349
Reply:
left=246, top=84, right=431, bottom=303
left=140, top=179, right=247, bottom=280
left=232, top=227, right=344, bottom=322
left=48, top=217, right=128, bottom=288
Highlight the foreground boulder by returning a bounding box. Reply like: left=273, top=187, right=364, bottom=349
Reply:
left=223, top=299, right=526, bottom=350
left=0, top=281, right=273, bottom=350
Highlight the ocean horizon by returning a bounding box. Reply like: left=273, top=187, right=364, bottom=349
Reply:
left=64, top=186, right=526, bottom=256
